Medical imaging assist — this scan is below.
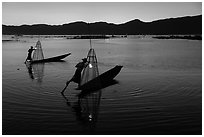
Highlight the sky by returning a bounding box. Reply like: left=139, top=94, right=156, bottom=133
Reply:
left=2, top=2, right=202, bottom=25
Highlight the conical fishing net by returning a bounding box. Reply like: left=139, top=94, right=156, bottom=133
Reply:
left=32, top=40, right=44, bottom=61
left=79, top=48, right=102, bottom=125
left=80, top=48, right=99, bottom=86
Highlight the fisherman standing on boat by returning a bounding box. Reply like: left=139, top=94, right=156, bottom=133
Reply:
left=25, top=46, right=35, bottom=62
left=61, top=58, right=88, bottom=94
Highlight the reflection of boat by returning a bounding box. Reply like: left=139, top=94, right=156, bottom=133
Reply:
left=25, top=62, right=44, bottom=83
left=26, top=40, right=71, bottom=64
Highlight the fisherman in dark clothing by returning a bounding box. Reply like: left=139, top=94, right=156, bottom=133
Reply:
left=61, top=58, right=88, bottom=93
left=26, top=46, right=35, bottom=61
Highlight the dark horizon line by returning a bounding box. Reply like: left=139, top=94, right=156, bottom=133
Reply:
left=2, top=14, right=202, bottom=26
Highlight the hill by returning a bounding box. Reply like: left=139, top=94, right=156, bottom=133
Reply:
left=2, top=15, right=202, bottom=35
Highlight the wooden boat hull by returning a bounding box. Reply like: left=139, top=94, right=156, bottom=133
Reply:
left=78, top=65, right=123, bottom=91
left=30, top=53, right=71, bottom=64
left=78, top=79, right=119, bottom=97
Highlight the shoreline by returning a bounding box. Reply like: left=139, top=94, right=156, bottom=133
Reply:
left=152, top=35, right=202, bottom=40
left=2, top=34, right=202, bottom=41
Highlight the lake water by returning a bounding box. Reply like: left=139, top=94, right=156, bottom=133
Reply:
left=2, top=35, right=202, bottom=135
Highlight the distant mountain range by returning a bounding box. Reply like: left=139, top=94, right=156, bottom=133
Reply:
left=2, top=15, right=202, bottom=35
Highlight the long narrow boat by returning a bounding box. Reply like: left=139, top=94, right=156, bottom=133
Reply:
left=25, top=40, right=71, bottom=64
left=78, top=79, right=119, bottom=97
left=78, top=65, right=123, bottom=91
left=30, top=53, right=71, bottom=63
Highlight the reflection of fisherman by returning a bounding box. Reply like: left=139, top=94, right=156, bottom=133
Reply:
left=26, top=46, right=35, bottom=61
left=25, top=62, right=44, bottom=84
left=61, top=93, right=95, bottom=125
left=27, top=64, right=34, bottom=80
left=61, top=93, right=84, bottom=121
left=61, top=58, right=88, bottom=93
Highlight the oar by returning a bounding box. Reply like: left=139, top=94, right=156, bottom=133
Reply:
left=61, top=90, right=71, bottom=106
left=61, top=80, right=72, bottom=93
left=61, top=84, right=68, bottom=94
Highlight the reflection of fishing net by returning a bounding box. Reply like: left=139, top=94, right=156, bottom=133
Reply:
left=79, top=91, right=101, bottom=125
left=25, top=62, right=44, bottom=84
left=32, top=40, right=44, bottom=61
left=80, top=48, right=100, bottom=86
left=32, top=63, right=44, bottom=83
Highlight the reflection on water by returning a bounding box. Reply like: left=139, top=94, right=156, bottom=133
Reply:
left=61, top=78, right=119, bottom=133
left=2, top=37, right=202, bottom=135
left=62, top=89, right=102, bottom=133
left=25, top=62, right=45, bottom=83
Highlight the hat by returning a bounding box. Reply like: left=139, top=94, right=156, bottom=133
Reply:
left=82, top=58, right=87, bottom=61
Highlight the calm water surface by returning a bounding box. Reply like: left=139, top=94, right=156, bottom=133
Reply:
left=2, top=36, right=202, bottom=135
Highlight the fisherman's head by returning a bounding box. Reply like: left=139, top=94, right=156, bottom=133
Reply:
left=30, top=46, right=33, bottom=49
left=82, top=58, right=87, bottom=62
